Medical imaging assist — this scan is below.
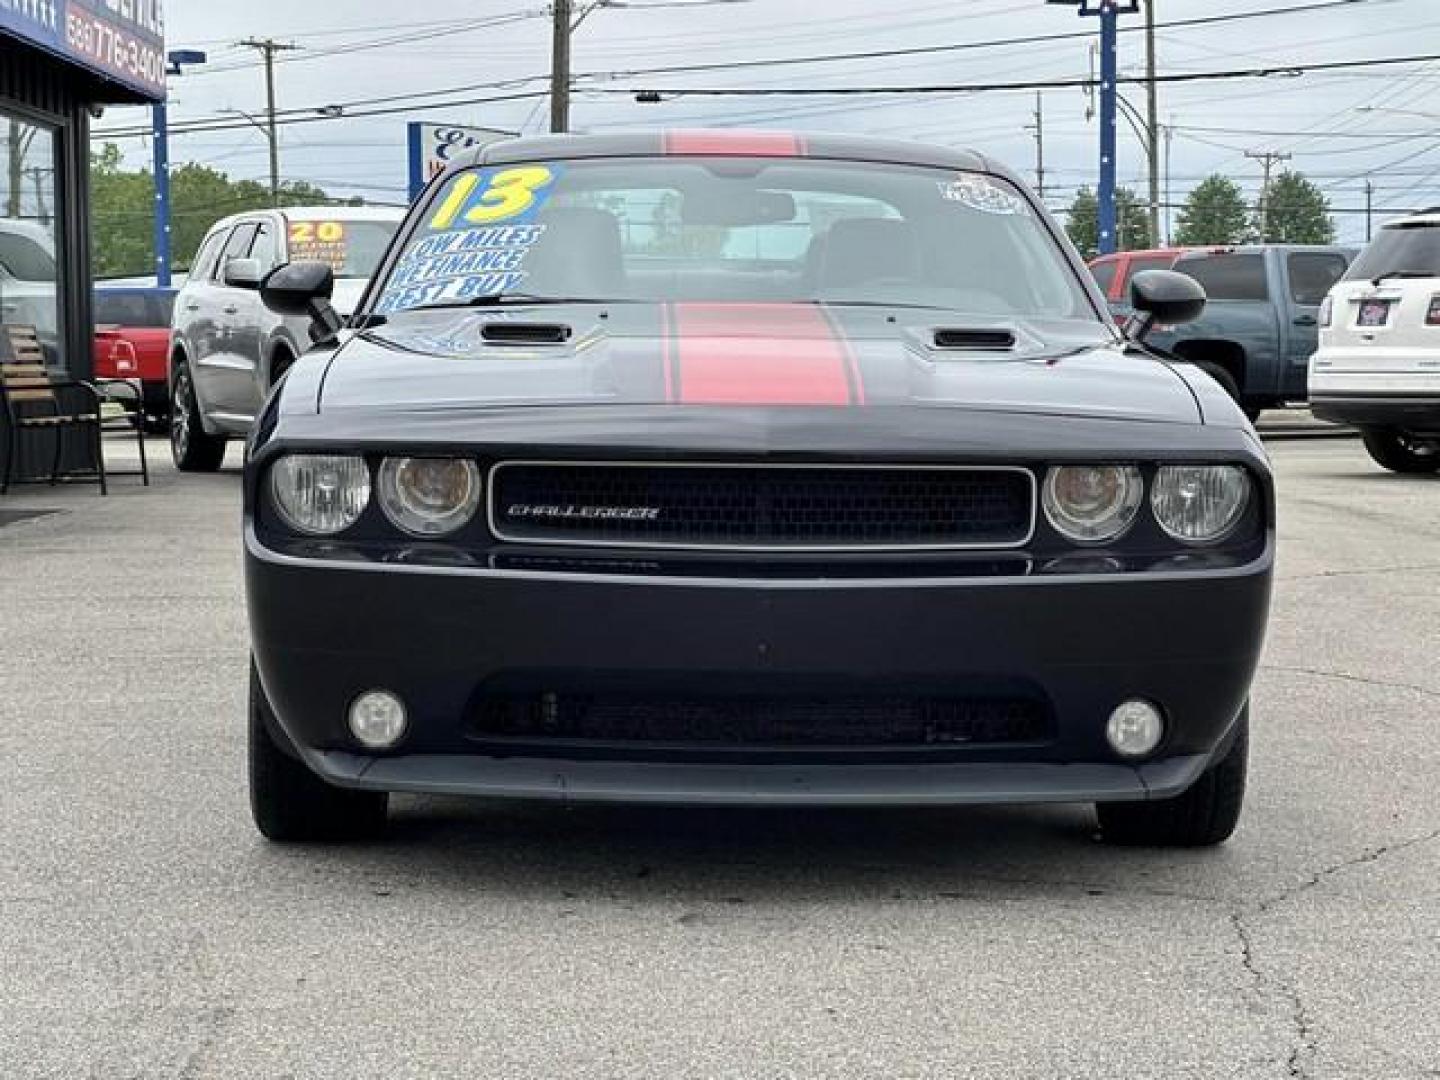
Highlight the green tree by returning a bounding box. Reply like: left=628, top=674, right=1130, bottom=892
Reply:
left=1064, top=186, right=1153, bottom=259
left=1258, top=170, right=1335, bottom=244
left=1065, top=187, right=1097, bottom=257
left=1175, top=175, right=1250, bottom=246
left=89, top=143, right=335, bottom=278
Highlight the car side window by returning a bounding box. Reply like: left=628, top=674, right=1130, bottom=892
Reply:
left=1175, top=254, right=1268, bottom=302
left=1120, top=255, right=1176, bottom=295
left=188, top=229, right=228, bottom=281
left=249, top=222, right=279, bottom=271
left=217, top=222, right=260, bottom=282
left=1287, top=252, right=1348, bottom=305
left=1089, top=259, right=1119, bottom=295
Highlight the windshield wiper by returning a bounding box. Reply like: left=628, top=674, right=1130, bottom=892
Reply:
left=420, top=294, right=635, bottom=310
left=1371, top=270, right=1435, bottom=285
left=807, top=298, right=970, bottom=312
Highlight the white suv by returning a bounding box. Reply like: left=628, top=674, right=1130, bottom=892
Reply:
left=1310, top=209, right=1440, bottom=473
left=169, top=205, right=403, bottom=471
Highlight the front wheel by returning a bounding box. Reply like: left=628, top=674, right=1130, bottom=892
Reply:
left=170, top=362, right=228, bottom=472
left=249, top=663, right=388, bottom=842
left=1361, top=430, right=1440, bottom=474
left=1097, top=709, right=1248, bottom=847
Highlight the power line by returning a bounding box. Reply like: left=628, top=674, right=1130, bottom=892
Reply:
left=573, top=0, right=1394, bottom=82
left=609, top=51, right=1440, bottom=97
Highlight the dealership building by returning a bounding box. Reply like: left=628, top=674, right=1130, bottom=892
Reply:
left=2, top=1, right=165, bottom=480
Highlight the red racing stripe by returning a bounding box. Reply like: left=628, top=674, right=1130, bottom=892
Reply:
left=670, top=303, right=857, bottom=406
left=662, top=130, right=805, bottom=157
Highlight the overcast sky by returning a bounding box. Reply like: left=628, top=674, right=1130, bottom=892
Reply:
left=92, top=0, right=1440, bottom=243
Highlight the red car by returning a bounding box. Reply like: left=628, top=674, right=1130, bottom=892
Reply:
left=1087, top=248, right=1189, bottom=307
left=93, top=286, right=176, bottom=433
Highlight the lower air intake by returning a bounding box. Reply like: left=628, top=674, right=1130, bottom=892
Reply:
left=472, top=693, right=1052, bottom=748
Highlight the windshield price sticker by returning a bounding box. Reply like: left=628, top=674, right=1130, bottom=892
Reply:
left=375, top=167, right=562, bottom=314
left=288, top=220, right=349, bottom=269
left=938, top=175, right=1029, bottom=216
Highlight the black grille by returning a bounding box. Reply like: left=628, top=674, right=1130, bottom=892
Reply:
left=491, top=463, right=1034, bottom=549
left=472, top=693, right=1051, bottom=748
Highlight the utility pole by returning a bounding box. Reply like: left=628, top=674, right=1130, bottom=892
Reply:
left=1364, top=178, right=1374, bottom=241
left=1053, top=2, right=1140, bottom=256
left=550, top=0, right=573, bottom=133
left=1144, top=0, right=1161, bottom=246
left=1163, top=117, right=1174, bottom=245
left=238, top=38, right=299, bottom=205
left=1245, top=150, right=1291, bottom=243
left=1097, top=4, right=1119, bottom=254
left=153, top=50, right=206, bottom=288
left=1027, top=91, right=1046, bottom=199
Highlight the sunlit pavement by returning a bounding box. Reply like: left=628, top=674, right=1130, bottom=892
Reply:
left=1, top=434, right=1435, bottom=1079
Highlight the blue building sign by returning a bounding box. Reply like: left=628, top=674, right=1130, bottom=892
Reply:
left=0, top=0, right=166, bottom=101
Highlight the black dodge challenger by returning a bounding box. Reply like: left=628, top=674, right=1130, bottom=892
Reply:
left=243, top=130, right=1273, bottom=847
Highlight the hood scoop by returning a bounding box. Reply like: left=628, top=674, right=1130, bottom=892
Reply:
left=932, top=327, right=1017, bottom=351
left=481, top=322, right=573, bottom=345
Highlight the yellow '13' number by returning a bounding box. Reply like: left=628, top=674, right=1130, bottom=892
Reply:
left=430, top=167, right=554, bottom=230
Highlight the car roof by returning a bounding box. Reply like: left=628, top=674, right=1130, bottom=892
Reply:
left=1174, top=244, right=1357, bottom=257
left=1378, top=207, right=1440, bottom=229
left=94, top=283, right=177, bottom=295
left=450, top=129, right=1007, bottom=179
left=206, top=204, right=406, bottom=231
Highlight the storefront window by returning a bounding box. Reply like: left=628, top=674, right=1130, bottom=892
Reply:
left=1, top=112, right=62, bottom=369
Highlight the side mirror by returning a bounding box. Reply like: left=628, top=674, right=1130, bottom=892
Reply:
left=261, top=260, right=343, bottom=345
left=222, top=257, right=264, bottom=290
left=1128, top=269, right=1206, bottom=342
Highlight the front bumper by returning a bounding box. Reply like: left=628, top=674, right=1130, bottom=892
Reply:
left=247, top=528, right=1272, bottom=806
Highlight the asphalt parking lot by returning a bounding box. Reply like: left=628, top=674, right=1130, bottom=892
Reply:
left=1, top=432, right=1436, bottom=1080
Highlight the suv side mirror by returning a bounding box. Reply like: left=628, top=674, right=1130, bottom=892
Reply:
left=222, top=257, right=264, bottom=290
left=1128, top=269, right=1206, bottom=342
left=260, top=260, right=343, bottom=345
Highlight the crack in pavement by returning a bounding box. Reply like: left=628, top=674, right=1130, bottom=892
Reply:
left=1229, top=827, right=1440, bottom=1079
left=1260, top=663, right=1440, bottom=702
left=1230, top=911, right=1316, bottom=1079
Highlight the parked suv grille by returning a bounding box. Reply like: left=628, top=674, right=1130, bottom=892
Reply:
left=489, top=462, right=1035, bottom=550
left=472, top=693, right=1052, bottom=748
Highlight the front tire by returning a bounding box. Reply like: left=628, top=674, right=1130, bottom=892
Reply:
left=1097, top=709, right=1248, bottom=847
left=1361, top=430, right=1440, bottom=474
left=249, top=663, right=388, bottom=842
left=170, top=361, right=228, bottom=472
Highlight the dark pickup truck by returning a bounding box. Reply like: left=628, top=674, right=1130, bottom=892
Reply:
left=1090, top=245, right=1356, bottom=417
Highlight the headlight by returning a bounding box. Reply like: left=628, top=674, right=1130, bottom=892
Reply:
left=1042, top=465, right=1143, bottom=544
left=270, top=454, right=371, bottom=535
left=377, top=457, right=482, bottom=536
left=1151, top=465, right=1251, bottom=544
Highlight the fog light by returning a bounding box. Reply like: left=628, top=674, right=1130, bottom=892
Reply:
left=1106, top=699, right=1164, bottom=758
left=348, top=690, right=408, bottom=749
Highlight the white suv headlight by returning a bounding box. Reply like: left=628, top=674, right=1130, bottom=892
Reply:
left=1151, top=465, right=1251, bottom=544
left=377, top=457, right=482, bottom=536
left=270, top=454, right=371, bottom=535
left=1042, top=465, right=1143, bottom=544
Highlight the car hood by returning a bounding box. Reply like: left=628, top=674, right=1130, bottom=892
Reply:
left=318, top=303, right=1202, bottom=425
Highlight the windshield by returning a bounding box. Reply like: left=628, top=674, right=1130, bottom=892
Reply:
left=1345, top=222, right=1440, bottom=281
left=372, top=158, right=1094, bottom=323
left=287, top=217, right=398, bottom=278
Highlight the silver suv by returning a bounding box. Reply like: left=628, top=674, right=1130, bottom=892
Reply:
left=168, top=205, right=403, bottom=471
